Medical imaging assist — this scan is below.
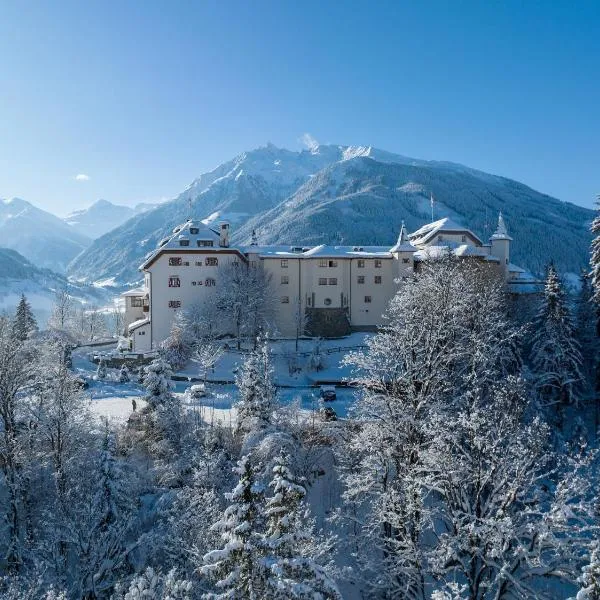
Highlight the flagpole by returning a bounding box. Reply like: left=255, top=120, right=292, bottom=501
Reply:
left=430, top=193, right=434, bottom=223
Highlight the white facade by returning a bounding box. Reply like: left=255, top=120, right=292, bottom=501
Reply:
left=123, top=214, right=531, bottom=351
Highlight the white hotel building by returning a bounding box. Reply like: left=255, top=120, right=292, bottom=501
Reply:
left=122, top=214, right=532, bottom=352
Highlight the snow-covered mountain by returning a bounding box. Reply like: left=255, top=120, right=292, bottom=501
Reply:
left=0, top=198, right=92, bottom=273
left=0, top=247, right=112, bottom=325
left=65, top=199, right=161, bottom=238
left=67, top=144, right=594, bottom=285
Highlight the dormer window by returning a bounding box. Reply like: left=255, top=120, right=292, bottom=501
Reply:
left=190, top=227, right=199, bottom=234
left=179, top=239, right=189, bottom=247
left=197, top=240, right=214, bottom=247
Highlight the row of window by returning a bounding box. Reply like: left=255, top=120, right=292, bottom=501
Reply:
left=178, top=239, right=214, bottom=247
left=280, top=258, right=384, bottom=268
left=313, top=276, right=383, bottom=285
left=169, top=257, right=219, bottom=266
left=318, top=278, right=338, bottom=285
left=168, top=277, right=216, bottom=288
left=279, top=296, right=372, bottom=304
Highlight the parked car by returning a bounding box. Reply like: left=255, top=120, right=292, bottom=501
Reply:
left=319, top=385, right=337, bottom=401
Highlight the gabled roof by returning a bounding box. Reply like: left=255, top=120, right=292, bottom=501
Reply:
left=139, top=220, right=230, bottom=270
left=409, top=217, right=484, bottom=247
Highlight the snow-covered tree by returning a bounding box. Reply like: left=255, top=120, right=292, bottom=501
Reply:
left=0, top=316, right=33, bottom=570
left=577, top=543, right=600, bottom=600
left=161, top=310, right=195, bottom=369
left=590, top=194, right=600, bottom=332
left=530, top=264, right=584, bottom=406
left=234, top=337, right=276, bottom=438
left=12, top=294, right=37, bottom=342
left=340, top=256, right=520, bottom=598
left=143, top=357, right=174, bottom=411
left=202, top=455, right=269, bottom=599
left=114, top=567, right=192, bottom=600
left=263, top=453, right=340, bottom=599
left=48, top=288, right=74, bottom=332
left=96, top=357, right=107, bottom=380
left=575, top=269, right=599, bottom=390
left=196, top=340, right=224, bottom=385
left=217, top=262, right=274, bottom=349
left=119, top=364, right=130, bottom=383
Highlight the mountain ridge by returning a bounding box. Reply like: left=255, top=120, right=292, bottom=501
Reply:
left=66, top=144, right=594, bottom=285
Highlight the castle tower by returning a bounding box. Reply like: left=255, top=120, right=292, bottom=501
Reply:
left=390, top=221, right=416, bottom=278
left=490, top=212, right=512, bottom=276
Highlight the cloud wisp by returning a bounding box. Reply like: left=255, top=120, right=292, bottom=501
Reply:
left=73, top=173, right=90, bottom=182
left=299, top=132, right=319, bottom=151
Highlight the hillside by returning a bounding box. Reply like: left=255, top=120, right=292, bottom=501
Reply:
left=0, top=197, right=91, bottom=273
left=67, top=145, right=594, bottom=285
left=0, top=247, right=112, bottom=324
left=65, top=199, right=161, bottom=239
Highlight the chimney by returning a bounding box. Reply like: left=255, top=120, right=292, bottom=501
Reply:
left=219, top=222, right=230, bottom=247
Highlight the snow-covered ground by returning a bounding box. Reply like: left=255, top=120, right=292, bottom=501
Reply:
left=74, top=336, right=366, bottom=423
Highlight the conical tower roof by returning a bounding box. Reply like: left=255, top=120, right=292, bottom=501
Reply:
left=390, top=221, right=416, bottom=252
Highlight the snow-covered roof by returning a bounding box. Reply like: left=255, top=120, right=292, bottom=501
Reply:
left=302, top=244, right=391, bottom=258
left=122, top=287, right=146, bottom=297
left=140, top=219, right=236, bottom=270
left=508, top=263, right=526, bottom=274
left=409, top=217, right=484, bottom=247
left=128, top=318, right=150, bottom=331
left=490, top=212, right=513, bottom=241
left=390, top=222, right=416, bottom=253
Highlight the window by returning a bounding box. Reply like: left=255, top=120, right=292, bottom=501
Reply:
left=438, top=235, right=444, bottom=242
left=319, top=259, right=327, bottom=267
left=281, top=275, right=289, bottom=284
left=357, top=259, right=365, bottom=268
left=205, top=278, right=216, bottom=287
left=192, top=281, right=197, bottom=286
left=131, top=297, right=143, bottom=307
left=374, top=276, right=382, bottom=284
left=329, top=278, right=337, bottom=285
left=138, top=330, right=145, bottom=335
left=205, top=257, right=218, bottom=266
left=168, top=300, right=181, bottom=308
left=357, top=275, right=365, bottom=284
left=402, top=258, right=410, bottom=264
left=374, top=259, right=382, bottom=268
left=179, top=239, right=189, bottom=247
left=169, top=257, right=182, bottom=266
left=250, top=260, right=257, bottom=267
left=190, top=227, right=199, bottom=234
left=195, top=261, right=203, bottom=266
left=281, top=259, right=288, bottom=268
left=318, top=278, right=328, bottom=285
left=281, top=296, right=290, bottom=304
left=168, top=276, right=180, bottom=288
left=324, top=298, right=332, bottom=306
left=461, top=235, right=466, bottom=243
left=197, top=240, right=214, bottom=247
left=364, top=296, right=372, bottom=303
left=184, top=261, right=190, bottom=266
left=328, top=260, right=337, bottom=267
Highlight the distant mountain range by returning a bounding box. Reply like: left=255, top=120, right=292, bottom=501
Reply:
left=0, top=247, right=111, bottom=324
left=0, top=198, right=91, bottom=273
left=64, top=199, right=160, bottom=239
left=66, top=144, right=595, bottom=285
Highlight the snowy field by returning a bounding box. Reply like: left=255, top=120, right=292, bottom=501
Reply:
left=73, top=336, right=366, bottom=424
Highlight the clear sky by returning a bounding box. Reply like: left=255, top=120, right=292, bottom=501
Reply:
left=0, top=0, right=598, bottom=216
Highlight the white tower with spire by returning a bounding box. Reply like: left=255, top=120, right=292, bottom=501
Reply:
left=390, top=221, right=416, bottom=278
left=489, top=212, right=512, bottom=277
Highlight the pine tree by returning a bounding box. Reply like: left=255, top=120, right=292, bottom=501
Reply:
left=119, top=364, right=130, bottom=383
left=12, top=293, right=37, bottom=342
left=115, top=567, right=192, bottom=599
left=202, top=455, right=269, bottom=599
left=530, top=264, right=584, bottom=405
left=575, top=269, right=597, bottom=386
left=143, top=357, right=174, bottom=410
left=235, top=337, right=276, bottom=437
left=577, top=543, right=600, bottom=600
left=96, top=358, right=107, bottom=380
left=263, top=453, right=340, bottom=599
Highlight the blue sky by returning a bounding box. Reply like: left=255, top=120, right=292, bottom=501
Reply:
left=0, top=0, right=598, bottom=216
